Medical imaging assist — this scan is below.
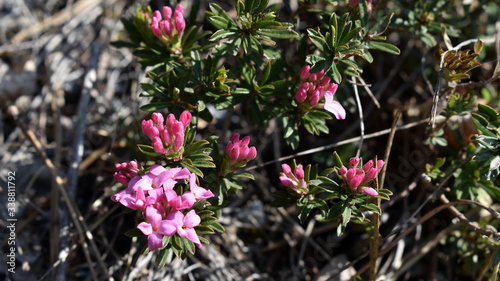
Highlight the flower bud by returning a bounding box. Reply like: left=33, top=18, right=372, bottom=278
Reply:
left=153, top=137, right=164, bottom=154
left=326, top=83, right=338, bottom=95
left=179, top=111, right=192, bottom=128
left=152, top=112, right=164, bottom=125
left=296, top=88, right=308, bottom=103
left=246, top=146, right=257, bottom=161
left=377, top=160, right=384, bottom=170
left=309, top=73, right=317, bottom=83
left=300, top=65, right=311, bottom=81
left=282, top=164, right=292, bottom=176
left=295, top=165, right=305, bottom=180
left=162, top=6, right=172, bottom=20
left=349, top=157, right=360, bottom=168
left=310, top=90, right=320, bottom=106
left=230, top=132, right=240, bottom=143
left=363, top=160, right=373, bottom=172
left=338, top=166, right=348, bottom=176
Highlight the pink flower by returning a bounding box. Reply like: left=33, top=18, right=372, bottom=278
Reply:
left=221, top=132, right=257, bottom=175
left=164, top=210, right=202, bottom=248
left=142, top=111, right=192, bottom=159
left=137, top=206, right=174, bottom=251
left=295, top=66, right=346, bottom=120
left=279, top=163, right=308, bottom=195
left=323, top=91, right=346, bottom=120
left=338, top=157, right=384, bottom=196
left=151, top=5, right=186, bottom=42
left=114, top=160, right=143, bottom=186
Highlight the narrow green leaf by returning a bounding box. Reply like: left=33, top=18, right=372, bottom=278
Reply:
left=257, top=28, right=298, bottom=39
left=210, top=221, right=225, bottom=233
left=367, top=41, right=401, bottom=55
left=209, top=29, right=238, bottom=41
left=182, top=237, right=196, bottom=255
left=124, top=228, right=146, bottom=237
left=232, top=172, right=255, bottom=180
left=137, top=144, right=161, bottom=158
left=158, top=247, right=171, bottom=268
left=361, top=203, right=381, bottom=214
left=342, top=204, right=351, bottom=226
left=330, top=62, right=342, bottom=84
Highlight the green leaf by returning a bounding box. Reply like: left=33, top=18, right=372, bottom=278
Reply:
left=478, top=104, right=499, bottom=123
left=209, top=29, right=239, bottom=41
left=330, top=62, right=342, bottom=84
left=342, top=203, right=352, bottom=226
left=367, top=41, right=401, bottom=55
left=182, top=237, right=196, bottom=255
left=361, top=203, right=381, bottom=214
left=140, top=102, right=168, bottom=112
left=472, top=113, right=497, bottom=137
left=232, top=172, right=255, bottom=180
left=124, top=228, right=146, bottom=237
left=307, top=29, right=327, bottom=52
left=184, top=140, right=210, bottom=156
left=196, top=225, right=215, bottom=235
left=158, top=247, right=171, bottom=268
left=210, top=221, right=225, bottom=233
left=257, top=28, right=298, bottom=39
left=137, top=144, right=161, bottom=158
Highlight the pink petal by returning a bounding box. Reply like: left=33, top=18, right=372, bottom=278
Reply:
left=165, top=211, right=184, bottom=227
left=145, top=206, right=162, bottom=227
left=362, top=187, right=379, bottom=197
left=158, top=220, right=177, bottom=236
left=147, top=231, right=164, bottom=251
left=183, top=210, right=201, bottom=228
left=137, top=222, right=152, bottom=236
left=324, top=92, right=346, bottom=120
left=185, top=228, right=202, bottom=248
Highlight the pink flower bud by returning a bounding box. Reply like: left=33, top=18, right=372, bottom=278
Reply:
left=366, top=168, right=378, bottom=181
left=362, top=187, right=378, bottom=197
left=162, top=6, right=172, bottom=20
left=239, top=145, right=249, bottom=159
left=363, top=160, right=373, bottom=172
left=153, top=137, right=164, bottom=154
left=310, top=90, right=320, bottom=106
left=299, top=82, right=310, bottom=92
left=179, top=111, right=192, bottom=128
left=174, top=12, right=185, bottom=35
left=346, top=168, right=356, bottom=180
left=338, top=166, right=348, bottom=176
left=326, top=83, right=338, bottom=95
left=142, top=120, right=159, bottom=140
left=229, top=146, right=240, bottom=163
left=241, top=136, right=251, bottom=147
left=377, top=160, right=384, bottom=170
left=152, top=112, right=164, bottom=125
left=161, top=129, right=172, bottom=145
left=309, top=73, right=317, bottom=83
left=282, top=164, right=292, bottom=176
left=175, top=4, right=184, bottom=15
left=319, top=77, right=331, bottom=87
left=317, top=70, right=325, bottom=81
left=300, top=65, right=311, bottom=81
left=151, top=17, right=163, bottom=39
left=349, top=174, right=363, bottom=190
left=295, top=165, right=305, bottom=180
left=280, top=176, right=294, bottom=187
left=173, top=133, right=184, bottom=151
left=296, top=88, right=308, bottom=103
left=230, top=132, right=240, bottom=143
left=246, top=146, right=257, bottom=161
left=349, top=157, right=360, bottom=168
left=114, top=172, right=129, bottom=186
left=160, top=20, right=172, bottom=38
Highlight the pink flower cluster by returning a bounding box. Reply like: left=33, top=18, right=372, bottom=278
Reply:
left=151, top=5, right=185, bottom=43
left=142, top=111, right=191, bottom=159
left=296, top=65, right=346, bottom=120
left=225, top=132, right=257, bottom=166
left=111, top=164, right=214, bottom=251
left=338, top=157, right=383, bottom=196
left=114, top=160, right=143, bottom=186
left=279, top=163, right=308, bottom=195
